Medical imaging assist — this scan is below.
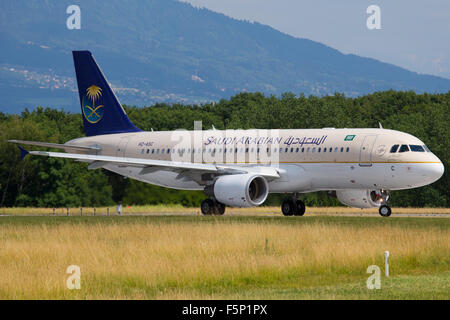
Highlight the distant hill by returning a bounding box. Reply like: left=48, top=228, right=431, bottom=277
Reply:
left=0, top=0, right=449, bottom=113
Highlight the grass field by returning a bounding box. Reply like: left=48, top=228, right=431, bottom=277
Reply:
left=0, top=214, right=448, bottom=299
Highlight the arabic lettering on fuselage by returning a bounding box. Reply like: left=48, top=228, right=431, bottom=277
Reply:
left=204, top=135, right=327, bottom=146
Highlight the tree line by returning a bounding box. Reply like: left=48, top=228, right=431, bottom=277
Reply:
left=0, top=90, right=448, bottom=208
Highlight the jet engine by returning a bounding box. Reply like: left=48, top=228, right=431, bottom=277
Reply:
left=206, top=174, right=269, bottom=207
left=336, top=189, right=390, bottom=208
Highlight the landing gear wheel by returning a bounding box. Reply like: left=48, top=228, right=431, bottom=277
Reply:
left=294, top=200, right=306, bottom=216
left=281, top=199, right=295, bottom=216
left=215, top=202, right=226, bottom=215
left=379, top=205, right=392, bottom=217
left=201, top=199, right=215, bottom=215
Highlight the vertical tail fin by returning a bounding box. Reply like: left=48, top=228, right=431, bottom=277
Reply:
left=72, top=51, right=141, bottom=136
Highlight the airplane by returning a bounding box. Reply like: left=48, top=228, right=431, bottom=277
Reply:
left=9, top=51, right=444, bottom=217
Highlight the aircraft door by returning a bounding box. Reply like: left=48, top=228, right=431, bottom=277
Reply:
left=116, top=137, right=131, bottom=157
left=359, top=135, right=377, bottom=167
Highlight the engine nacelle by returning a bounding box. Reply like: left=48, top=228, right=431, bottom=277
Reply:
left=336, top=189, right=390, bottom=208
left=208, top=174, right=269, bottom=207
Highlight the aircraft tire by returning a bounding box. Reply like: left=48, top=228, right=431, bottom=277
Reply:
left=379, top=205, right=392, bottom=217
left=215, top=202, right=226, bottom=215
left=294, top=200, right=306, bottom=216
left=281, top=199, right=295, bottom=216
left=201, top=199, right=214, bottom=215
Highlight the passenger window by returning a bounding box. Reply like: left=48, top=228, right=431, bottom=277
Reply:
left=334, top=147, right=338, bottom=152
left=152, top=149, right=155, bottom=154
left=346, top=147, right=349, bottom=152
left=390, top=145, right=399, bottom=153
left=399, top=145, right=409, bottom=153
left=301, top=148, right=305, bottom=153
left=296, top=148, right=299, bottom=153
left=312, top=148, right=316, bottom=153
left=409, top=145, right=425, bottom=152
left=329, top=147, right=332, bottom=152
left=340, top=147, right=344, bottom=152
left=318, top=148, right=321, bottom=152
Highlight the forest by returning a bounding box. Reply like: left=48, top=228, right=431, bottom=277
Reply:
left=0, top=90, right=448, bottom=208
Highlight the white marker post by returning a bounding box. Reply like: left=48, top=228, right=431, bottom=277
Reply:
left=384, top=251, right=390, bottom=277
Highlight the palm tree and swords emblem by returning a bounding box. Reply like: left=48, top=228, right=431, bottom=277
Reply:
left=82, top=85, right=104, bottom=123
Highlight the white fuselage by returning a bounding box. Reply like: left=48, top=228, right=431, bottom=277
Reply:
left=66, top=128, right=444, bottom=193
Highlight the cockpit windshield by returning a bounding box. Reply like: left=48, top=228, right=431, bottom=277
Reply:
left=409, top=145, right=425, bottom=152
left=390, top=145, right=399, bottom=153
left=390, top=144, right=430, bottom=154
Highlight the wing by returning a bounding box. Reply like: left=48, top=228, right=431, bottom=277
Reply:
left=8, top=140, right=100, bottom=152
left=25, top=150, right=281, bottom=183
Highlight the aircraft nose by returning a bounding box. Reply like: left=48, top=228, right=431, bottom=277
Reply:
left=427, top=160, right=445, bottom=183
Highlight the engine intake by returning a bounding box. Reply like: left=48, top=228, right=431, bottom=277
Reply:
left=206, top=174, right=269, bottom=207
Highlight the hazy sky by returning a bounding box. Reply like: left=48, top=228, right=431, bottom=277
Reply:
left=182, top=0, right=450, bottom=79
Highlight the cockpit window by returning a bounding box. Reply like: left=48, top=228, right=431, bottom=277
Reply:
left=390, top=145, right=399, bottom=153
left=398, top=144, right=409, bottom=153
left=423, top=145, right=431, bottom=152
left=409, top=145, right=425, bottom=152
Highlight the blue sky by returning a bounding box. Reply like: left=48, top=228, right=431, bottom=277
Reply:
left=182, top=0, right=450, bottom=79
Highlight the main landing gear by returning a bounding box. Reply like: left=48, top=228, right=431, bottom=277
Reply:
left=378, top=205, right=392, bottom=217
left=201, top=199, right=226, bottom=215
left=281, top=196, right=306, bottom=216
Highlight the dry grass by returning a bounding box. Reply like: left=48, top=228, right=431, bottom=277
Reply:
left=0, top=216, right=448, bottom=299
left=1, top=205, right=449, bottom=216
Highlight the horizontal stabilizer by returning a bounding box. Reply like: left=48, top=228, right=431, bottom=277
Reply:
left=17, top=145, right=29, bottom=161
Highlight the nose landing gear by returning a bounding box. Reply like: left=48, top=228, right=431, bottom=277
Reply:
left=378, top=205, right=392, bottom=217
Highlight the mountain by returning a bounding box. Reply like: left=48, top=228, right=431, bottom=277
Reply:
left=0, top=0, right=449, bottom=113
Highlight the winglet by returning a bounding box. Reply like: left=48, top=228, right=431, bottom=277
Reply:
left=378, top=122, right=383, bottom=129
left=17, top=145, right=29, bottom=161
